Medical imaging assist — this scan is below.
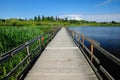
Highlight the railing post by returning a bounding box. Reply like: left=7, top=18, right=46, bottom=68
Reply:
left=90, top=40, right=94, bottom=62
left=72, top=31, right=75, bottom=38
left=82, top=34, right=84, bottom=48
left=48, top=32, right=50, bottom=42
left=38, top=38, right=41, bottom=50
left=42, top=36, right=45, bottom=47
left=78, top=34, right=80, bottom=47
left=26, top=42, right=30, bottom=63
left=51, top=31, right=54, bottom=38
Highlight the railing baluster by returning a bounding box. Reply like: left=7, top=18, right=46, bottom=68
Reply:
left=26, top=42, right=30, bottom=62
left=82, top=34, right=84, bottom=48
left=38, top=38, right=41, bottom=50
left=42, top=36, right=45, bottom=47
left=90, top=40, right=94, bottom=62
left=72, top=31, right=73, bottom=37
left=78, top=34, right=80, bottom=47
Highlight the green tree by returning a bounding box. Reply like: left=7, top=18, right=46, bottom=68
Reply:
left=65, top=17, right=68, bottom=21
left=55, top=16, right=58, bottom=21
left=42, top=15, right=45, bottom=21
left=111, top=21, right=117, bottom=24
left=51, top=16, right=55, bottom=22
left=34, top=16, right=37, bottom=21
left=38, top=15, right=41, bottom=21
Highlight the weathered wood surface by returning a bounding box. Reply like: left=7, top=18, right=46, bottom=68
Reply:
left=25, top=27, right=98, bottom=80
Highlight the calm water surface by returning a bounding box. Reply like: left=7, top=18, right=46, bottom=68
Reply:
left=69, top=26, right=120, bottom=58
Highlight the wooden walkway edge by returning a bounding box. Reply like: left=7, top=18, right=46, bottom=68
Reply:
left=24, top=27, right=98, bottom=80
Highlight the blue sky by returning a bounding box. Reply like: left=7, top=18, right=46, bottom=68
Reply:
left=0, top=0, right=120, bottom=22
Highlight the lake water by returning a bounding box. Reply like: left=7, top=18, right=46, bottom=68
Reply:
left=69, top=26, right=120, bottom=58
left=69, top=26, right=120, bottom=79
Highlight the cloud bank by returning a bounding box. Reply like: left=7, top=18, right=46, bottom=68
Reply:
left=58, top=14, right=120, bottom=22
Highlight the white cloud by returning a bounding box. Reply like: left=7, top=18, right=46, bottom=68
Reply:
left=58, top=15, right=82, bottom=20
left=97, top=0, right=113, bottom=6
left=58, top=14, right=120, bottom=22
left=82, top=14, right=120, bottom=22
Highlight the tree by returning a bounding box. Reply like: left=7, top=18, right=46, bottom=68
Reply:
left=19, top=18, right=24, bottom=21
left=34, top=16, right=37, bottom=21
left=111, top=21, right=117, bottom=24
left=50, top=16, right=54, bottom=22
left=0, top=19, right=5, bottom=22
left=55, top=16, right=58, bottom=21
left=65, top=17, right=68, bottom=21
left=38, top=15, right=41, bottom=21
left=46, top=16, right=50, bottom=21
left=42, top=15, right=45, bottom=21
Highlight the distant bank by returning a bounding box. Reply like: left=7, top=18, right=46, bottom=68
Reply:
left=0, top=16, right=120, bottom=27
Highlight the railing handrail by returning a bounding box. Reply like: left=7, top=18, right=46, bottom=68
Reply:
left=72, top=31, right=100, bottom=46
left=67, top=28, right=120, bottom=80
left=0, top=27, right=61, bottom=80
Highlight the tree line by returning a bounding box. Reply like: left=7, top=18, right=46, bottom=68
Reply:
left=0, top=15, right=120, bottom=26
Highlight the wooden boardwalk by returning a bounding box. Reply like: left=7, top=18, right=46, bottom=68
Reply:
left=25, top=27, right=98, bottom=80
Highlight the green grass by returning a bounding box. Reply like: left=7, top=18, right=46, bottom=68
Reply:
left=0, top=26, right=53, bottom=79
left=0, top=26, right=53, bottom=54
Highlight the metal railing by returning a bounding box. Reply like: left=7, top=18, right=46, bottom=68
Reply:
left=67, top=28, right=120, bottom=80
left=0, top=27, right=60, bottom=80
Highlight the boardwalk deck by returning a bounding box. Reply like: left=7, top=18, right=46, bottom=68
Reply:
left=25, top=27, right=98, bottom=80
